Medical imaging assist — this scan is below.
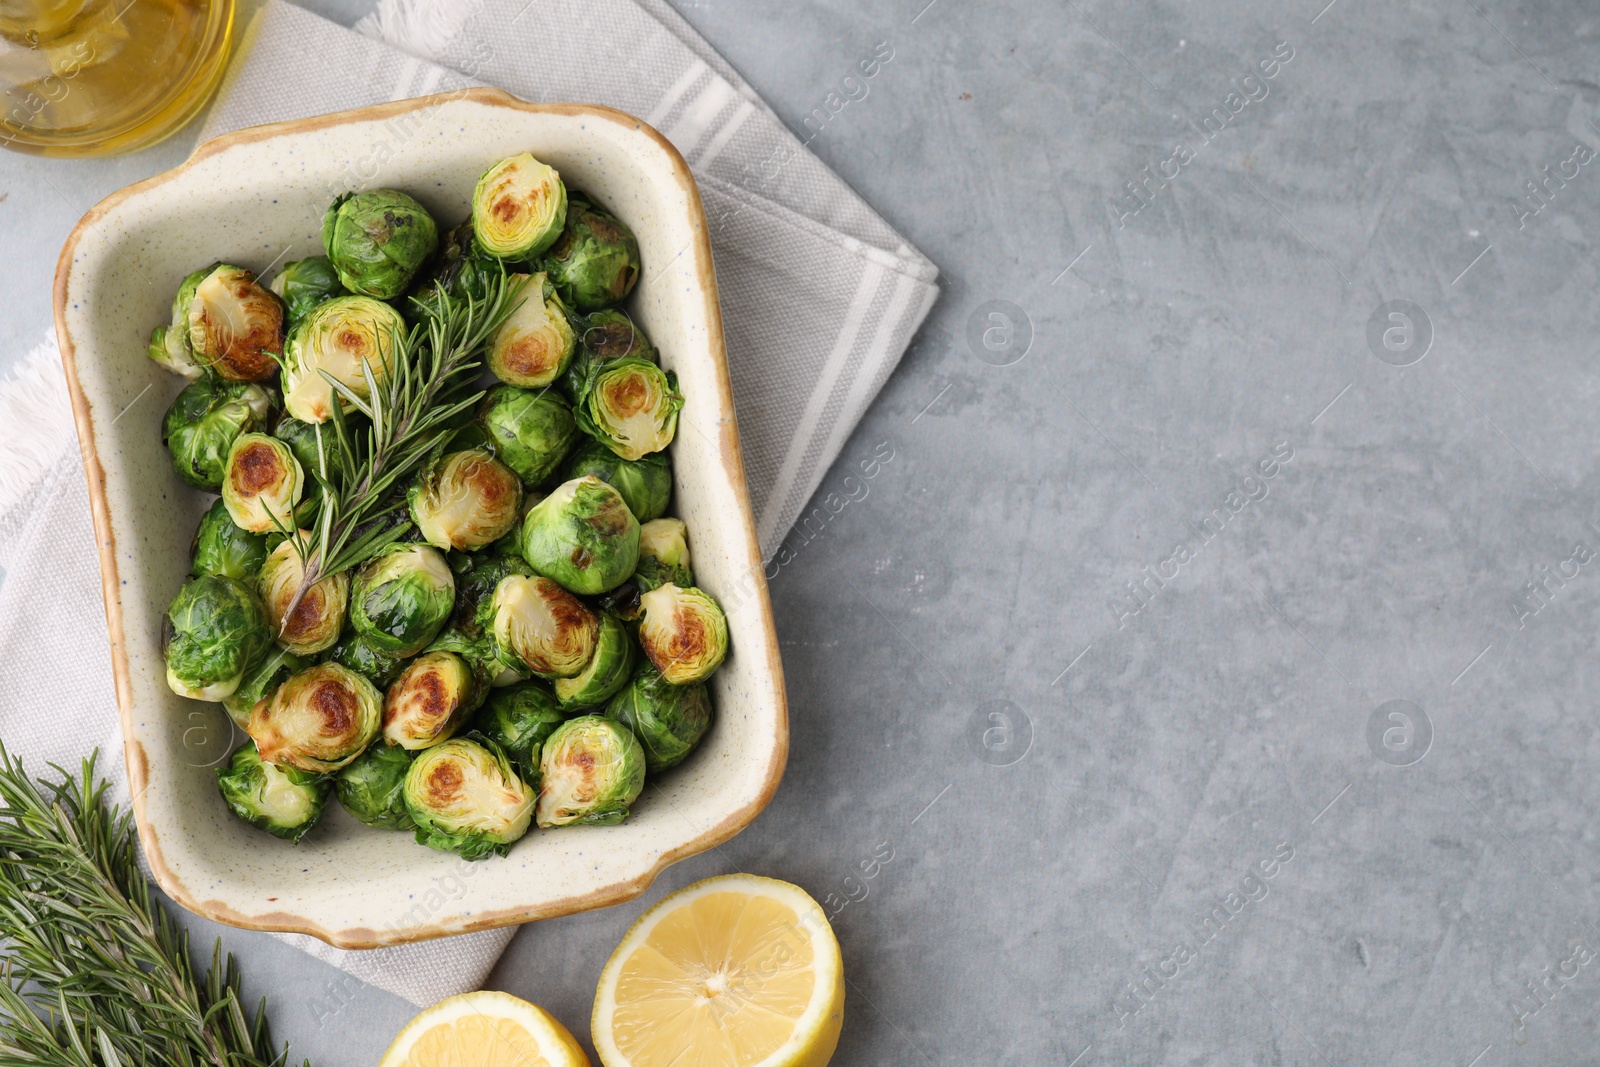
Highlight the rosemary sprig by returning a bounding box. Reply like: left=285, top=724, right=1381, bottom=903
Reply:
left=0, top=746, right=303, bottom=1067
left=285, top=273, right=527, bottom=612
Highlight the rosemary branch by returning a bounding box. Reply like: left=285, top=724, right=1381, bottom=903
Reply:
left=0, top=746, right=303, bottom=1067
left=284, top=273, right=527, bottom=617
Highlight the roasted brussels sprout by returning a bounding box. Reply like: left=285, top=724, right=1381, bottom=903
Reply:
left=162, top=377, right=274, bottom=490
left=474, top=682, right=565, bottom=784
left=146, top=324, right=205, bottom=380
left=404, top=737, right=535, bottom=859
left=221, top=645, right=309, bottom=728
left=164, top=263, right=285, bottom=382
left=216, top=740, right=329, bottom=843
left=562, top=439, right=670, bottom=523
left=148, top=264, right=215, bottom=379
left=271, top=416, right=325, bottom=479
left=421, top=554, right=532, bottom=684
left=490, top=574, right=598, bottom=679
left=634, top=517, right=693, bottom=591
left=191, top=498, right=268, bottom=581
left=519, top=475, right=639, bottom=595
left=559, top=308, right=655, bottom=400
left=248, top=661, right=382, bottom=773
left=257, top=537, right=349, bottom=655
left=477, top=385, right=579, bottom=485
left=329, top=631, right=408, bottom=688
left=282, top=295, right=405, bottom=424
left=486, top=273, right=576, bottom=389
left=449, top=554, right=533, bottom=637
left=553, top=612, right=635, bottom=710
left=221, top=433, right=304, bottom=534
left=413, top=219, right=499, bottom=306
left=334, top=742, right=415, bottom=830
left=321, top=189, right=439, bottom=299
left=163, top=575, right=272, bottom=701
left=268, top=255, right=345, bottom=326
left=348, top=542, right=455, bottom=656
left=472, top=152, right=567, bottom=260
left=535, top=715, right=645, bottom=828
left=575, top=357, right=682, bottom=461
left=606, top=666, right=712, bottom=773
left=408, top=449, right=524, bottom=552
left=383, top=650, right=480, bottom=750
left=542, top=195, right=641, bottom=311
left=637, top=583, right=728, bottom=685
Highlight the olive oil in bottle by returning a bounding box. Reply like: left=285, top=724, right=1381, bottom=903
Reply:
left=0, top=0, right=233, bottom=157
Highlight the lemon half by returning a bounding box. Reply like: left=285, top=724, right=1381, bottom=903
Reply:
left=379, top=989, right=590, bottom=1067
left=592, top=874, right=845, bottom=1067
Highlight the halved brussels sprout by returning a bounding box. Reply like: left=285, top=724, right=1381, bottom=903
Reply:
left=348, top=542, right=455, bottom=656
left=535, top=715, right=645, bottom=828
left=490, top=574, right=598, bottom=679
left=543, top=195, right=641, bottom=311
left=185, top=264, right=286, bottom=382
left=408, top=449, right=524, bottom=552
left=422, top=556, right=533, bottom=685
left=146, top=324, right=205, bottom=380
left=634, top=517, right=693, bottom=591
left=268, top=255, right=345, bottom=326
left=149, top=264, right=215, bottom=378
left=487, top=273, right=577, bottom=389
left=334, top=742, right=415, bottom=830
left=449, top=554, right=533, bottom=639
left=162, top=377, right=274, bottom=490
left=383, top=650, right=480, bottom=750
left=257, top=537, right=349, bottom=655
left=637, top=583, right=728, bottom=685
left=575, top=357, right=682, bottom=461
left=191, top=498, right=268, bottom=581
left=404, top=737, right=535, bottom=860
left=474, top=682, right=566, bottom=784
left=472, top=153, right=568, bottom=260
left=248, top=661, right=382, bottom=773
left=221, top=645, right=309, bottom=729
left=478, top=384, right=579, bottom=485
left=216, top=740, right=330, bottom=843
left=321, top=189, right=440, bottom=299
left=163, top=575, right=272, bottom=701
left=562, top=439, right=670, bottom=523
left=282, top=295, right=405, bottom=424
left=329, top=631, right=408, bottom=689
left=606, top=666, right=713, bottom=773
left=520, top=475, right=639, bottom=595
left=552, top=613, right=635, bottom=710
left=559, top=308, right=656, bottom=400
left=221, top=433, right=304, bottom=534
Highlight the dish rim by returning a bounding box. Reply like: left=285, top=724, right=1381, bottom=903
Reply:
left=51, top=87, right=789, bottom=948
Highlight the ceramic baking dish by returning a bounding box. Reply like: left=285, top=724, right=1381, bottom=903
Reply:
left=53, top=89, right=787, bottom=948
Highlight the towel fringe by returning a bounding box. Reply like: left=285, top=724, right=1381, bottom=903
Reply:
left=0, top=333, right=75, bottom=519
left=354, top=0, right=484, bottom=58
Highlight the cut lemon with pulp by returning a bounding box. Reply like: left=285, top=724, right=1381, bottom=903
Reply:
left=379, top=989, right=590, bottom=1067
left=593, top=874, right=844, bottom=1067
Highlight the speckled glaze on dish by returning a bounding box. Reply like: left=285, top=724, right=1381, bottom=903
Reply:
left=53, top=89, right=788, bottom=949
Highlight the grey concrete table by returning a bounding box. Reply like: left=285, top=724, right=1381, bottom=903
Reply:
left=5, top=0, right=1600, bottom=1063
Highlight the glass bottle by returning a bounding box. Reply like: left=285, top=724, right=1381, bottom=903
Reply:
left=0, top=0, right=233, bottom=157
